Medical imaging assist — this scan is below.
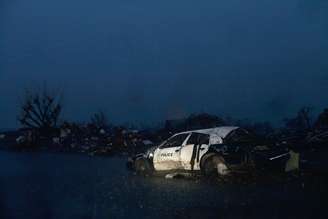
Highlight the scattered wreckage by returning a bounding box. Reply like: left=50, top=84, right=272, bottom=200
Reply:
left=127, top=126, right=294, bottom=177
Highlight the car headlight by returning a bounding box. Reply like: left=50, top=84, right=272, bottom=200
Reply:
left=149, top=152, right=154, bottom=158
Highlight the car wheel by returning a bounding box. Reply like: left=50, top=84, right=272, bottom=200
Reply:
left=135, top=157, right=153, bottom=176
left=201, top=155, right=229, bottom=177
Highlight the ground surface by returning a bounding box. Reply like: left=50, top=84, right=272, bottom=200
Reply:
left=0, top=151, right=327, bottom=219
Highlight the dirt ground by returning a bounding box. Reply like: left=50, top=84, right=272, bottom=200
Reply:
left=0, top=151, right=327, bottom=219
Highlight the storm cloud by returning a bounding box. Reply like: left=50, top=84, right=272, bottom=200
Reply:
left=1, top=0, right=327, bottom=128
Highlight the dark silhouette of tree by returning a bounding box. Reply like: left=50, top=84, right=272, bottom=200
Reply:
left=314, top=108, right=328, bottom=130
left=18, top=88, right=62, bottom=131
left=90, top=111, right=108, bottom=129
left=185, top=113, right=226, bottom=130
left=165, top=113, right=226, bottom=132
left=284, top=106, right=314, bottom=134
left=244, top=121, right=274, bottom=137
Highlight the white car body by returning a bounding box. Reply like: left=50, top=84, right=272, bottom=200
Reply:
left=151, top=126, right=239, bottom=171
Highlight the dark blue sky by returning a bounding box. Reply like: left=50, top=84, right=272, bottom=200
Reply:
left=1, top=0, right=328, bottom=128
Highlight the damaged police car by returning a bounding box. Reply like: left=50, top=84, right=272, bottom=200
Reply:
left=128, top=126, right=290, bottom=176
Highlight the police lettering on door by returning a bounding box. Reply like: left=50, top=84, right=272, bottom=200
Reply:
left=161, top=153, right=173, bottom=157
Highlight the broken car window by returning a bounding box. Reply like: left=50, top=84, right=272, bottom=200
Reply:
left=187, top=133, right=210, bottom=145
left=161, top=134, right=189, bottom=148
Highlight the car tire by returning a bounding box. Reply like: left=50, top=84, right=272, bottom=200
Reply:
left=135, top=157, right=153, bottom=176
left=201, top=154, right=229, bottom=177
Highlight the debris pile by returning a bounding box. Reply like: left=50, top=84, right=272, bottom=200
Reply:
left=0, top=123, right=155, bottom=156
left=0, top=109, right=327, bottom=173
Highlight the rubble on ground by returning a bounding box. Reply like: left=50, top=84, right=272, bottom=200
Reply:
left=0, top=110, right=327, bottom=175
left=0, top=123, right=158, bottom=156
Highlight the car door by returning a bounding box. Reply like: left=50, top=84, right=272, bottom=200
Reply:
left=153, top=133, right=190, bottom=171
left=180, top=133, right=210, bottom=170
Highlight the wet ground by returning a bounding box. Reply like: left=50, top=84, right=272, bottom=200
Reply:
left=0, top=151, right=327, bottom=219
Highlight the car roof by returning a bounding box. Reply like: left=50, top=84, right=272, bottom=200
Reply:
left=177, top=126, right=240, bottom=139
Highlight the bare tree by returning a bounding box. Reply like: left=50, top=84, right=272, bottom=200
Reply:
left=284, top=106, right=314, bottom=133
left=18, top=87, right=62, bottom=130
left=91, top=111, right=108, bottom=129
left=314, top=108, right=328, bottom=130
